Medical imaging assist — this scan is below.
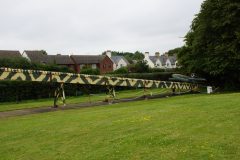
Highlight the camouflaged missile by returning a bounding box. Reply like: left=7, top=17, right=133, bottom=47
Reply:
left=0, top=68, right=198, bottom=90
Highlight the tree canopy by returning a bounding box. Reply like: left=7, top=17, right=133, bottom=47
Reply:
left=178, top=0, right=240, bottom=88
left=103, top=51, right=144, bottom=64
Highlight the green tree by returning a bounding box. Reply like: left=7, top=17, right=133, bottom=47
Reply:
left=167, top=47, right=181, bottom=56
left=128, top=60, right=149, bottom=73
left=80, top=68, right=100, bottom=75
left=103, top=51, right=144, bottom=64
left=113, top=67, right=128, bottom=74
left=178, top=0, right=240, bottom=89
left=133, top=51, right=144, bottom=61
left=40, top=50, right=48, bottom=55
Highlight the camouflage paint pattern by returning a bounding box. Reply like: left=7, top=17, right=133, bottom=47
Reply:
left=0, top=68, right=198, bottom=90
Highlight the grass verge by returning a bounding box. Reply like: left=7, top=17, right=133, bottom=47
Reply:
left=0, top=93, right=239, bottom=159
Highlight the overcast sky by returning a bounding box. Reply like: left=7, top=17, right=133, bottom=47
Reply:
left=0, top=0, right=204, bottom=55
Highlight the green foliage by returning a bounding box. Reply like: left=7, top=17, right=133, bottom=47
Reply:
left=128, top=60, right=150, bottom=73
left=167, top=47, right=181, bottom=56
left=0, top=57, right=75, bottom=102
left=0, top=57, right=32, bottom=69
left=80, top=68, right=100, bottom=75
left=110, top=72, right=173, bottom=81
left=150, top=68, right=166, bottom=73
left=0, top=81, right=79, bottom=102
left=178, top=0, right=240, bottom=89
left=104, top=51, right=144, bottom=64
left=40, top=50, right=48, bottom=55
left=112, top=67, right=129, bottom=74
left=0, top=57, right=73, bottom=73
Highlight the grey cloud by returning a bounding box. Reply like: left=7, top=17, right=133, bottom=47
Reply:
left=0, top=0, right=204, bottom=55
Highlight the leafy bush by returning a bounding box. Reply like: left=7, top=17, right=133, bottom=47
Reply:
left=150, top=68, right=165, bottom=73
left=113, top=67, right=128, bottom=74
left=128, top=60, right=150, bottom=73
left=150, top=68, right=179, bottom=73
left=0, top=57, right=73, bottom=73
left=0, top=57, right=75, bottom=102
left=80, top=68, right=100, bottom=75
left=110, top=72, right=174, bottom=81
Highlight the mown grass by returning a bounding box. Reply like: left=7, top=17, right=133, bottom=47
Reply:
left=0, top=93, right=240, bottom=159
left=0, top=88, right=169, bottom=112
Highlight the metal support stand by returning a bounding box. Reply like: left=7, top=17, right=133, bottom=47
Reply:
left=143, top=87, right=152, bottom=99
left=172, top=87, right=176, bottom=95
left=53, top=83, right=66, bottom=108
left=143, top=87, right=147, bottom=99
left=106, top=86, right=116, bottom=104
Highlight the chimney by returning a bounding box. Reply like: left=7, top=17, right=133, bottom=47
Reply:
left=106, top=50, right=111, bottom=58
left=144, top=52, right=149, bottom=58
left=155, top=52, right=160, bottom=57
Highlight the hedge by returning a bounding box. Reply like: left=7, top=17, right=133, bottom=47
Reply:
left=108, top=72, right=175, bottom=81
left=0, top=81, right=117, bottom=102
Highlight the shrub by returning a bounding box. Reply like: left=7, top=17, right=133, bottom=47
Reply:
left=80, top=68, right=100, bottom=75
left=113, top=67, right=128, bottom=74
left=128, top=60, right=150, bottom=73
left=0, top=57, right=73, bottom=73
left=110, top=72, right=174, bottom=81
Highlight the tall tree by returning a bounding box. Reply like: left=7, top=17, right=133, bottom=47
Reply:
left=178, top=0, right=240, bottom=88
left=103, top=51, right=144, bottom=63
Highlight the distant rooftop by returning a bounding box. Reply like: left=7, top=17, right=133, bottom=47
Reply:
left=0, top=50, right=22, bottom=59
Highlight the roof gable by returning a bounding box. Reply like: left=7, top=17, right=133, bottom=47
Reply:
left=23, top=50, right=47, bottom=63
left=149, top=56, right=160, bottom=64
left=111, top=56, right=129, bottom=65
left=160, top=55, right=168, bottom=65
left=168, top=55, right=177, bottom=65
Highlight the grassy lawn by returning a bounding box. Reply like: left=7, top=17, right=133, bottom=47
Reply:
left=0, top=88, right=170, bottom=112
left=0, top=93, right=240, bottom=159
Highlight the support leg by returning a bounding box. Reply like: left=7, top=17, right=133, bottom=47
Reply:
left=172, top=87, right=176, bottom=95
left=53, top=83, right=66, bottom=108
left=143, top=87, right=148, bottom=99
left=106, top=86, right=116, bottom=103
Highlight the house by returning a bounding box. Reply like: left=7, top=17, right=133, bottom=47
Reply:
left=70, top=55, right=113, bottom=74
left=23, top=50, right=75, bottom=71
left=104, top=51, right=130, bottom=70
left=149, top=52, right=162, bottom=68
left=169, top=55, right=178, bottom=68
left=144, top=52, right=178, bottom=69
left=0, top=50, right=22, bottom=59
left=22, top=50, right=48, bottom=63
left=144, top=52, right=161, bottom=68
left=160, top=54, right=178, bottom=69
left=46, top=54, right=75, bottom=71
left=159, top=54, right=167, bottom=68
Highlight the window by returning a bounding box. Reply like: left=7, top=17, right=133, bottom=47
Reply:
left=80, top=64, right=85, bottom=69
left=92, top=64, right=96, bottom=69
